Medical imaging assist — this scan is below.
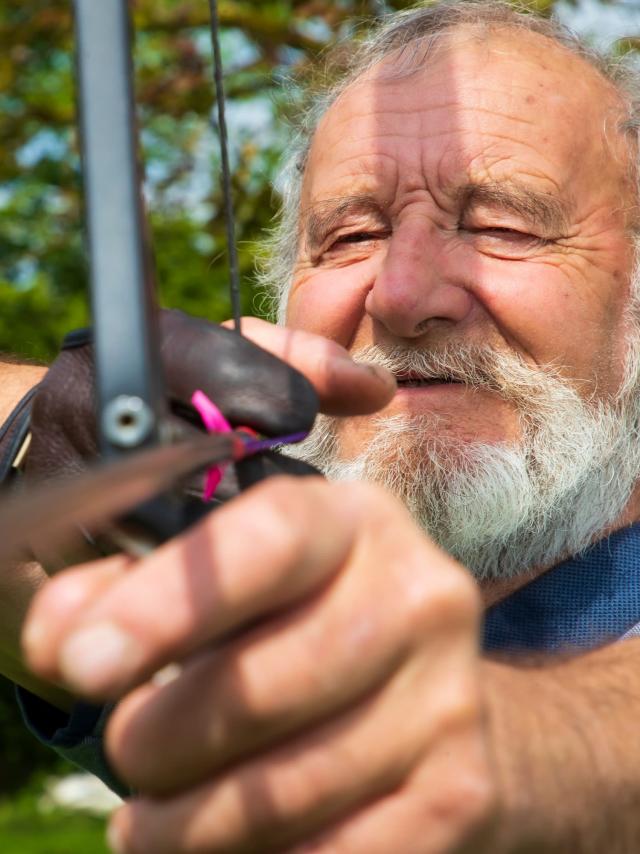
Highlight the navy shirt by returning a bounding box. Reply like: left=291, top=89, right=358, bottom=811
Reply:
left=484, top=522, right=640, bottom=653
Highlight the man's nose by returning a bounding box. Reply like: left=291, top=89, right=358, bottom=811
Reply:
left=365, top=220, right=473, bottom=339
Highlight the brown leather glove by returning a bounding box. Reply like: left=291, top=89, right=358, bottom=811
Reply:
left=0, top=310, right=319, bottom=567
left=0, top=385, right=39, bottom=485
left=24, top=309, right=318, bottom=485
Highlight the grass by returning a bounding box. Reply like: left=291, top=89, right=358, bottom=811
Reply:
left=0, top=783, right=109, bottom=854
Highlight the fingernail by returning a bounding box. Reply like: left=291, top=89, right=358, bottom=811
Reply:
left=59, top=621, right=142, bottom=693
left=355, top=362, right=396, bottom=385
left=340, top=354, right=382, bottom=374
left=152, top=662, right=182, bottom=687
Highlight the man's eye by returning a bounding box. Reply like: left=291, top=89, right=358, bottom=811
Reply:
left=460, top=225, right=552, bottom=257
left=464, top=226, right=543, bottom=244
left=329, top=231, right=387, bottom=250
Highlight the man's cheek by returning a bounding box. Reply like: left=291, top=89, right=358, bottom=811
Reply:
left=473, top=260, right=587, bottom=367
left=287, top=266, right=375, bottom=346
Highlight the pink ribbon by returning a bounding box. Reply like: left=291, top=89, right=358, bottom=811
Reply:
left=191, top=389, right=232, bottom=501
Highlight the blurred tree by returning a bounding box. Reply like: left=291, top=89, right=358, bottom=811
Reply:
left=0, top=0, right=424, bottom=362
left=0, top=678, right=70, bottom=794
left=0, top=0, right=577, bottom=363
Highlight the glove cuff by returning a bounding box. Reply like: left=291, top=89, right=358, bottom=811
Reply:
left=0, top=384, right=39, bottom=486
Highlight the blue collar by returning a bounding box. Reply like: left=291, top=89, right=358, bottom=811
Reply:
left=482, top=523, right=640, bottom=654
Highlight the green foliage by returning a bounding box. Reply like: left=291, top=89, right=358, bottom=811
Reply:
left=0, top=782, right=108, bottom=854
left=0, top=677, right=73, bottom=794
left=0, top=0, right=421, bottom=362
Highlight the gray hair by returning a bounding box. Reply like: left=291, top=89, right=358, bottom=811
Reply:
left=255, top=0, right=640, bottom=320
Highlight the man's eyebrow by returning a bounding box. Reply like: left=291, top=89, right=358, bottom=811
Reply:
left=459, top=182, right=571, bottom=233
left=303, top=195, right=385, bottom=251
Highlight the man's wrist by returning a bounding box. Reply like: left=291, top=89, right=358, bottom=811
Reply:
left=0, top=363, right=46, bottom=425
left=481, top=644, right=640, bottom=854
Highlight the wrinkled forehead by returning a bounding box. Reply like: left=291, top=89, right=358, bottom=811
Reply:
left=302, top=27, right=634, bottom=211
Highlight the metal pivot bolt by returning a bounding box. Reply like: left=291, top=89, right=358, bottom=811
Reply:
left=102, top=395, right=154, bottom=449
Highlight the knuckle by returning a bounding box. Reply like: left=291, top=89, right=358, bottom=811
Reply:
left=238, top=476, right=334, bottom=577
left=241, top=477, right=311, bottom=544
left=450, top=763, right=497, bottom=839
left=270, top=753, right=336, bottom=821
left=230, top=770, right=314, bottom=844
left=424, top=753, right=497, bottom=846
left=244, top=745, right=353, bottom=837
left=326, top=479, right=482, bottom=636
left=407, top=550, right=482, bottom=631
left=403, top=559, right=481, bottom=638
left=252, top=474, right=326, bottom=529
left=219, top=657, right=282, bottom=733
left=433, top=567, right=481, bottom=626
left=254, top=474, right=327, bottom=518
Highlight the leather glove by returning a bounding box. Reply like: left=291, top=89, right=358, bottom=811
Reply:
left=0, top=310, right=320, bottom=567
left=25, top=309, right=319, bottom=485
left=0, top=385, right=38, bottom=486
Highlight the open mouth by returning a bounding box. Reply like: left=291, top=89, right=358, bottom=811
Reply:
left=395, top=372, right=463, bottom=388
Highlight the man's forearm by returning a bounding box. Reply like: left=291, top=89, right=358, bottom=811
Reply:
left=483, top=639, right=640, bottom=853
left=0, top=360, right=74, bottom=710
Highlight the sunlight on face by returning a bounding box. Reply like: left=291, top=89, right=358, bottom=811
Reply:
left=284, top=30, right=640, bottom=579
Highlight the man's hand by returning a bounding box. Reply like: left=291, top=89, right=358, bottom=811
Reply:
left=22, top=312, right=395, bottom=567
left=26, top=311, right=395, bottom=483
left=1, top=314, right=394, bottom=705
left=24, top=477, right=494, bottom=854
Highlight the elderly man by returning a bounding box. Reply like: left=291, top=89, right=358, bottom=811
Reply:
left=4, top=1, right=640, bottom=852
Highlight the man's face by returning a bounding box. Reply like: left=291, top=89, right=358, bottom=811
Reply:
left=283, top=27, right=640, bottom=579
left=287, top=28, right=635, bottom=453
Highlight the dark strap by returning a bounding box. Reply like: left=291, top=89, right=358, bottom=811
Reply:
left=0, top=326, right=90, bottom=482
left=0, top=327, right=90, bottom=485
left=62, top=327, right=91, bottom=350
left=483, top=522, right=640, bottom=654
left=0, top=384, right=39, bottom=485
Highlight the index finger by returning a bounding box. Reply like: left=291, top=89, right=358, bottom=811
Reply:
left=222, top=317, right=396, bottom=416
left=23, top=477, right=360, bottom=700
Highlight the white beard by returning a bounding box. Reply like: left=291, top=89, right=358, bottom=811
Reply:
left=284, top=332, right=640, bottom=581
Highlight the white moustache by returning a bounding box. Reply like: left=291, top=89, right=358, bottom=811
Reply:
left=350, top=342, right=576, bottom=407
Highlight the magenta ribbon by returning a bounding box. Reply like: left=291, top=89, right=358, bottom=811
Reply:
left=191, top=389, right=232, bottom=500
left=191, top=389, right=311, bottom=502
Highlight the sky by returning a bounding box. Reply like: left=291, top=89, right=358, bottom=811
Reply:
left=558, top=0, right=640, bottom=49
